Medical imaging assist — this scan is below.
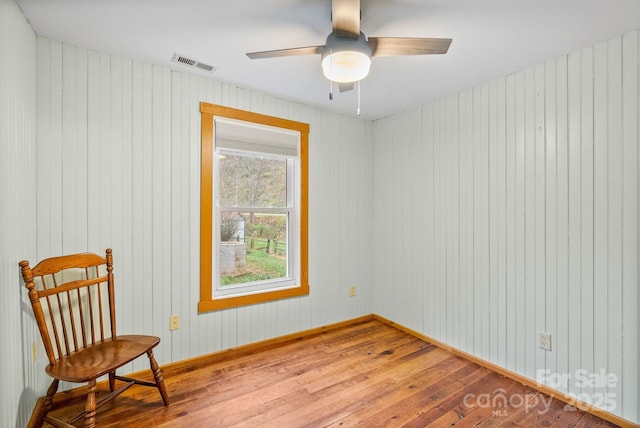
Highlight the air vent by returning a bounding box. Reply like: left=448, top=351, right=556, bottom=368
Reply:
left=171, top=53, right=216, bottom=73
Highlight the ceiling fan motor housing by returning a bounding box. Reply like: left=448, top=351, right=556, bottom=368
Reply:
left=321, top=32, right=372, bottom=83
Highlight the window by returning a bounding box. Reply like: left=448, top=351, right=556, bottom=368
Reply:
left=199, top=103, right=309, bottom=312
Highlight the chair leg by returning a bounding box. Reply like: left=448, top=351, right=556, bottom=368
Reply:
left=108, top=371, right=116, bottom=392
left=34, top=379, right=59, bottom=427
left=84, top=379, right=97, bottom=428
left=147, top=349, right=169, bottom=406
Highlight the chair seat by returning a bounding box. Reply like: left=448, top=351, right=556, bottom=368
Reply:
left=45, top=335, right=161, bottom=383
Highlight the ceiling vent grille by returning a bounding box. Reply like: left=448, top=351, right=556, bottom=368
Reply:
left=172, top=53, right=216, bottom=72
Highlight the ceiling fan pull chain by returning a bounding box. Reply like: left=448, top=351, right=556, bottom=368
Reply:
left=357, top=80, right=361, bottom=116
left=329, top=48, right=334, bottom=100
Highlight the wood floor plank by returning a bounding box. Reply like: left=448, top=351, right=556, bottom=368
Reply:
left=42, top=319, right=622, bottom=427
left=328, top=358, right=486, bottom=427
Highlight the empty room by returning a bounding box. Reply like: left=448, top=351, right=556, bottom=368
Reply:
left=1, top=0, right=639, bottom=426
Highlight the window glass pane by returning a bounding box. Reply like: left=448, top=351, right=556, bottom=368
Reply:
left=218, top=150, right=287, bottom=208
left=219, top=211, right=288, bottom=286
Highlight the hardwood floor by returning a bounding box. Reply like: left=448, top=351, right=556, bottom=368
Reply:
left=44, top=319, right=620, bottom=427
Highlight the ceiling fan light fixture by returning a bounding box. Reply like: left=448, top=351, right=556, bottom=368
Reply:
left=322, top=50, right=371, bottom=83
left=321, top=32, right=372, bottom=83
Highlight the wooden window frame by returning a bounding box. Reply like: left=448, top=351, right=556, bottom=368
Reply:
left=198, top=102, right=309, bottom=312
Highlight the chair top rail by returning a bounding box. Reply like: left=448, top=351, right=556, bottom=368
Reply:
left=28, top=252, right=107, bottom=276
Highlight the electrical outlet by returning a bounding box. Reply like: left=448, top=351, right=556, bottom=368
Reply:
left=169, top=315, right=180, bottom=331
left=538, top=331, right=552, bottom=351
left=349, top=285, right=356, bottom=297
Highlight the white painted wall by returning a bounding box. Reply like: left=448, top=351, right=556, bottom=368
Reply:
left=0, top=0, right=37, bottom=426
left=373, top=31, right=639, bottom=423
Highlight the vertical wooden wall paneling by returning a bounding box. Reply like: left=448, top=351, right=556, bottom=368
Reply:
left=579, top=45, right=596, bottom=400
left=313, top=110, right=332, bottom=321
left=534, top=63, right=547, bottom=378
left=567, top=48, right=583, bottom=398
left=621, top=30, right=639, bottom=422
left=39, top=38, right=64, bottom=260
left=434, top=98, right=445, bottom=339
left=415, top=105, right=427, bottom=334
left=1, top=2, right=37, bottom=425
left=478, top=84, right=491, bottom=360
left=456, top=90, right=469, bottom=351
left=180, top=71, right=195, bottom=356
left=130, top=60, right=145, bottom=370
left=523, top=66, right=537, bottom=379
left=341, top=115, right=360, bottom=322
left=120, top=57, right=134, bottom=346
left=110, top=54, right=125, bottom=335
left=97, top=51, right=112, bottom=249
left=504, top=75, right=517, bottom=371
left=154, top=66, right=172, bottom=363
left=514, top=69, right=527, bottom=376
left=52, top=40, right=64, bottom=259
left=438, top=98, right=444, bottom=341
left=390, top=112, right=404, bottom=325
left=544, top=58, right=558, bottom=379
left=472, top=86, right=483, bottom=355
left=61, top=43, right=77, bottom=253
left=554, top=54, right=570, bottom=392
left=593, top=40, right=609, bottom=402
left=448, top=93, right=460, bottom=349
left=462, top=88, right=475, bottom=354
left=495, top=77, right=507, bottom=368
left=440, top=98, right=450, bottom=340
left=36, top=37, right=51, bottom=261
left=141, top=62, right=156, bottom=370
left=318, top=110, right=341, bottom=325
left=169, top=70, right=186, bottom=361
left=606, top=36, right=624, bottom=409
left=86, top=48, right=100, bottom=249
left=488, top=80, right=499, bottom=363
left=401, top=107, right=418, bottom=330
left=421, top=101, right=436, bottom=337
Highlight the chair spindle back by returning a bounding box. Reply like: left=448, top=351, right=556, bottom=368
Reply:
left=19, top=249, right=117, bottom=366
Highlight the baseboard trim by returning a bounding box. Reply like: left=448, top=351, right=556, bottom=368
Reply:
left=32, top=313, right=637, bottom=428
left=373, top=314, right=638, bottom=428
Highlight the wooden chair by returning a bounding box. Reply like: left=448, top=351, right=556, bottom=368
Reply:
left=19, top=248, right=169, bottom=427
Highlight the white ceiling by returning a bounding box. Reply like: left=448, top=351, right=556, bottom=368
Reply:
left=16, top=0, right=640, bottom=120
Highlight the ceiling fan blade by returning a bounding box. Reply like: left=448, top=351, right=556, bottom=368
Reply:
left=332, top=0, right=360, bottom=38
left=247, top=45, right=324, bottom=59
left=368, top=37, right=452, bottom=57
left=338, top=82, right=354, bottom=92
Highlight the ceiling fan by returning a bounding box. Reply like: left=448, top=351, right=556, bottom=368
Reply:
left=246, top=0, right=452, bottom=94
